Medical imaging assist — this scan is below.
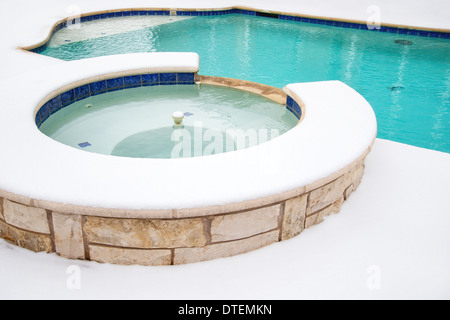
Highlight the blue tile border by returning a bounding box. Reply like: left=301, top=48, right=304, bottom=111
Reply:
left=286, top=96, right=302, bottom=120
left=36, top=72, right=197, bottom=128
left=28, top=8, right=450, bottom=54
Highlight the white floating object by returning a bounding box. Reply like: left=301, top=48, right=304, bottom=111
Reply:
left=172, top=111, right=185, bottom=127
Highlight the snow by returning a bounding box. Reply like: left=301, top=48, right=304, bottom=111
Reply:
left=1, top=140, right=449, bottom=300
left=0, top=0, right=449, bottom=300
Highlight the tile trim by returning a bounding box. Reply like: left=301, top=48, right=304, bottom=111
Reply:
left=35, top=72, right=196, bottom=128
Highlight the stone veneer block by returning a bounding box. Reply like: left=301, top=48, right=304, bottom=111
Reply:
left=52, top=212, right=85, bottom=260
left=0, top=198, right=4, bottom=221
left=174, top=230, right=279, bottom=265
left=89, top=245, right=172, bottom=266
left=305, top=197, right=344, bottom=229
left=84, top=217, right=206, bottom=249
left=211, top=204, right=281, bottom=242
left=0, top=220, right=53, bottom=253
left=307, top=163, right=363, bottom=215
left=346, top=163, right=364, bottom=190
left=3, top=200, right=50, bottom=234
left=281, top=194, right=308, bottom=240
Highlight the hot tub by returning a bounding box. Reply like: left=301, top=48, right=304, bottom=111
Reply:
left=0, top=53, right=377, bottom=265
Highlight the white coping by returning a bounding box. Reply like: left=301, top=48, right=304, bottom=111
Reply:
left=0, top=52, right=377, bottom=211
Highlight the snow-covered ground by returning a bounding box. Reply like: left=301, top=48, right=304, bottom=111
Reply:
left=0, top=0, right=449, bottom=300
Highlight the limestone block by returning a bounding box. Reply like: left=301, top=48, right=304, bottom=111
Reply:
left=0, top=198, right=4, bottom=221
left=3, top=200, right=50, bottom=234
left=305, top=196, right=344, bottom=229
left=0, top=220, right=53, bottom=253
left=308, top=163, right=364, bottom=215
left=52, top=212, right=85, bottom=260
left=344, top=184, right=355, bottom=200
left=211, top=205, right=280, bottom=242
left=89, top=245, right=172, bottom=266
left=281, top=194, right=307, bottom=240
left=84, top=217, right=206, bottom=249
left=174, top=230, right=279, bottom=265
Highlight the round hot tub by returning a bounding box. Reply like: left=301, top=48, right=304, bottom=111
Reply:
left=38, top=82, right=298, bottom=159
left=0, top=53, right=377, bottom=266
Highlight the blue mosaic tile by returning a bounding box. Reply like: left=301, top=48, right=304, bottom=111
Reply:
left=131, top=11, right=139, bottom=16
left=147, top=11, right=156, bottom=15
left=35, top=112, right=42, bottom=127
left=141, top=73, right=159, bottom=86
left=74, top=85, right=90, bottom=101
left=286, top=96, right=294, bottom=108
left=139, top=11, right=147, bottom=16
left=293, top=102, right=302, bottom=117
left=107, top=12, right=115, bottom=18
left=39, top=104, right=50, bottom=123
left=360, top=24, right=370, bottom=31
left=429, top=32, right=440, bottom=38
left=86, top=16, right=93, bottom=22
left=90, top=80, right=107, bottom=96
left=78, top=142, right=91, bottom=148
left=123, top=11, right=131, bottom=16
left=60, top=90, right=75, bottom=108
left=49, top=96, right=62, bottom=114
left=160, top=73, right=177, bottom=84
left=100, top=13, right=107, bottom=19
left=156, top=11, right=163, bottom=16
left=114, top=12, right=123, bottom=17
left=93, top=15, right=100, bottom=20
left=106, top=77, right=124, bottom=91
left=286, top=96, right=302, bottom=120
left=440, top=33, right=450, bottom=39
left=177, top=73, right=195, bottom=83
left=124, top=75, right=141, bottom=88
left=387, top=27, right=398, bottom=33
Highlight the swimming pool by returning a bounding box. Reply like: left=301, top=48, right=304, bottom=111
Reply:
left=39, top=13, right=450, bottom=153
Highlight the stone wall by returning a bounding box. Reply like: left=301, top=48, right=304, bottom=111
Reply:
left=0, top=157, right=366, bottom=266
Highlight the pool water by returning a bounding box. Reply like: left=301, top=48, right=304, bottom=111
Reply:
left=41, top=14, right=450, bottom=153
left=39, top=84, right=298, bottom=159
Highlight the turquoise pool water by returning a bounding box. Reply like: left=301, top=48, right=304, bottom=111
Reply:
left=41, top=14, right=450, bottom=153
